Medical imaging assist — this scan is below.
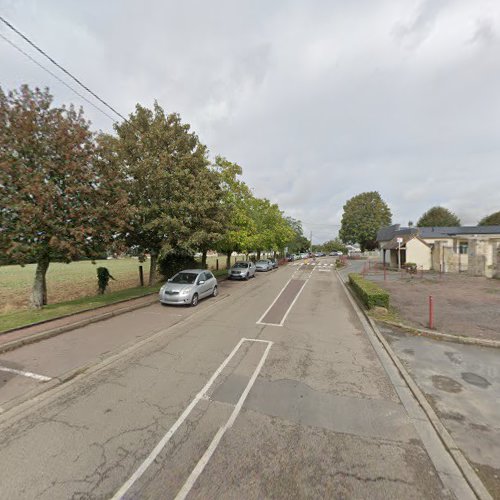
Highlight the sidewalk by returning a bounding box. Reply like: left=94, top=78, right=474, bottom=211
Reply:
left=0, top=293, right=158, bottom=352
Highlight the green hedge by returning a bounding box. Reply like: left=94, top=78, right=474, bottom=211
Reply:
left=348, top=273, right=389, bottom=309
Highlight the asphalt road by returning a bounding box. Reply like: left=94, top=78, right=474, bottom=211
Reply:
left=0, top=258, right=480, bottom=499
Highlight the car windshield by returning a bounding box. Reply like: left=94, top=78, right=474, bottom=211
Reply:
left=170, top=272, right=198, bottom=284
left=233, top=262, right=248, bottom=268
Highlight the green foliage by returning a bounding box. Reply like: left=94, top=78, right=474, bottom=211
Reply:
left=417, top=206, right=460, bottom=227
left=403, top=262, right=417, bottom=274
left=339, top=192, right=392, bottom=251
left=158, top=249, right=198, bottom=280
left=285, top=217, right=310, bottom=254
left=213, top=156, right=256, bottom=256
left=478, top=211, right=500, bottom=226
left=107, top=102, right=215, bottom=284
left=349, top=273, right=389, bottom=309
left=321, top=239, right=348, bottom=254
left=0, top=85, right=129, bottom=307
left=96, top=267, right=115, bottom=294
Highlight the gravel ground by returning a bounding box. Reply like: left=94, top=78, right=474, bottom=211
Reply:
left=365, top=270, right=500, bottom=341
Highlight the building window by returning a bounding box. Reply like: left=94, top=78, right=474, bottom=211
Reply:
left=459, top=242, right=468, bottom=255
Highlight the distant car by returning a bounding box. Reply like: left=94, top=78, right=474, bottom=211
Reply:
left=329, top=251, right=337, bottom=256
left=255, top=259, right=273, bottom=272
left=159, top=269, right=217, bottom=306
left=287, top=255, right=294, bottom=262
left=315, top=252, right=326, bottom=257
left=268, top=258, right=278, bottom=269
left=336, top=251, right=343, bottom=256
left=228, top=261, right=256, bottom=280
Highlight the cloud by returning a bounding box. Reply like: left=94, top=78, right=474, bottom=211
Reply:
left=1, top=0, right=500, bottom=242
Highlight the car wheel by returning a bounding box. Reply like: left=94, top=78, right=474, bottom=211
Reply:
left=212, top=286, right=218, bottom=297
left=191, top=293, right=199, bottom=307
left=245, top=272, right=249, bottom=280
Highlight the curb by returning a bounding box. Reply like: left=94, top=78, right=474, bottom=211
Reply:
left=0, top=292, right=230, bottom=424
left=0, top=290, right=160, bottom=337
left=336, top=271, right=492, bottom=500
left=0, top=295, right=158, bottom=355
left=374, top=319, right=500, bottom=349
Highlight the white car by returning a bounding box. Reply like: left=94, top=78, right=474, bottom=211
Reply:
left=159, top=269, right=218, bottom=306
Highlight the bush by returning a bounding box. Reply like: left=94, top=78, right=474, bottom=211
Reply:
left=348, top=273, right=389, bottom=309
left=403, top=262, right=417, bottom=274
left=158, top=249, right=198, bottom=280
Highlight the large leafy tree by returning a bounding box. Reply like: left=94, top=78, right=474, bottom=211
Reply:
left=0, top=85, right=129, bottom=307
left=417, top=206, right=460, bottom=227
left=478, top=211, right=500, bottom=226
left=284, top=217, right=310, bottom=254
left=339, top=191, right=392, bottom=251
left=214, top=156, right=256, bottom=267
left=108, top=103, right=210, bottom=284
left=321, top=238, right=348, bottom=254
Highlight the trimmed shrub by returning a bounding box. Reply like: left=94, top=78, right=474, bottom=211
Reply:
left=348, top=273, right=389, bottom=309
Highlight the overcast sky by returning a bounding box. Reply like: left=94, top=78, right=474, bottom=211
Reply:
left=2, top=0, right=499, bottom=243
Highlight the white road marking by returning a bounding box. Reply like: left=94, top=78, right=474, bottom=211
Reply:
left=111, top=338, right=271, bottom=500
left=0, top=365, right=52, bottom=382
left=257, top=266, right=316, bottom=327
left=175, top=340, right=273, bottom=500
left=256, top=277, right=293, bottom=325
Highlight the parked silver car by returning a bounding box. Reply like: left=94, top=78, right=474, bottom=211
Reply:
left=159, top=269, right=218, bottom=306
left=255, top=259, right=273, bottom=272
left=268, top=258, right=278, bottom=269
left=228, top=261, right=256, bottom=280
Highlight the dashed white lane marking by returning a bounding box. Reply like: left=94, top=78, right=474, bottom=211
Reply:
left=0, top=365, right=52, bottom=382
left=175, top=340, right=273, bottom=500
left=111, top=338, right=273, bottom=500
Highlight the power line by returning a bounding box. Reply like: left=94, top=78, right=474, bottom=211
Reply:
left=0, top=32, right=116, bottom=122
left=0, top=15, right=126, bottom=121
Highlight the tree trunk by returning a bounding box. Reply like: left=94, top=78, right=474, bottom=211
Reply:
left=257, top=250, right=261, bottom=260
left=149, top=250, right=158, bottom=286
left=201, top=250, right=208, bottom=269
left=31, top=254, right=50, bottom=308
left=226, top=251, right=232, bottom=270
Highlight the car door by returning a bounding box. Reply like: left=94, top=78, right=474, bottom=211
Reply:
left=200, top=272, right=213, bottom=298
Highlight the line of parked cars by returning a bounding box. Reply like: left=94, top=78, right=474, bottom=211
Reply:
left=159, top=258, right=279, bottom=307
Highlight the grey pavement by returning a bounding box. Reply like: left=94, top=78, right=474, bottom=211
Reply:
left=380, top=324, right=500, bottom=497
left=0, top=257, right=483, bottom=499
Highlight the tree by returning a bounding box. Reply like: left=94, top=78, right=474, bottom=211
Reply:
left=214, top=157, right=256, bottom=267
left=417, top=206, right=460, bottom=227
left=321, top=238, right=348, bottom=254
left=339, top=192, right=392, bottom=251
left=284, top=217, right=309, bottom=254
left=478, top=211, right=500, bottom=226
left=108, top=103, right=210, bottom=284
left=0, top=85, right=129, bottom=308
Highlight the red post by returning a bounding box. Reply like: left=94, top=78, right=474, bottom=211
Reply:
left=429, top=295, right=434, bottom=329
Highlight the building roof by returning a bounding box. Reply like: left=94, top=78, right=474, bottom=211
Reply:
left=381, top=234, right=430, bottom=250
left=377, top=224, right=500, bottom=242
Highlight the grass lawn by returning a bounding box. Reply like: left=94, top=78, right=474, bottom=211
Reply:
left=0, top=284, right=161, bottom=333
left=0, top=254, right=241, bottom=315
left=0, top=258, right=149, bottom=313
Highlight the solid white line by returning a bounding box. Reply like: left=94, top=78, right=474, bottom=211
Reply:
left=0, top=366, right=51, bottom=382
left=279, top=265, right=316, bottom=326
left=111, top=337, right=249, bottom=500
left=175, top=341, right=273, bottom=500
left=256, top=277, right=293, bottom=325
